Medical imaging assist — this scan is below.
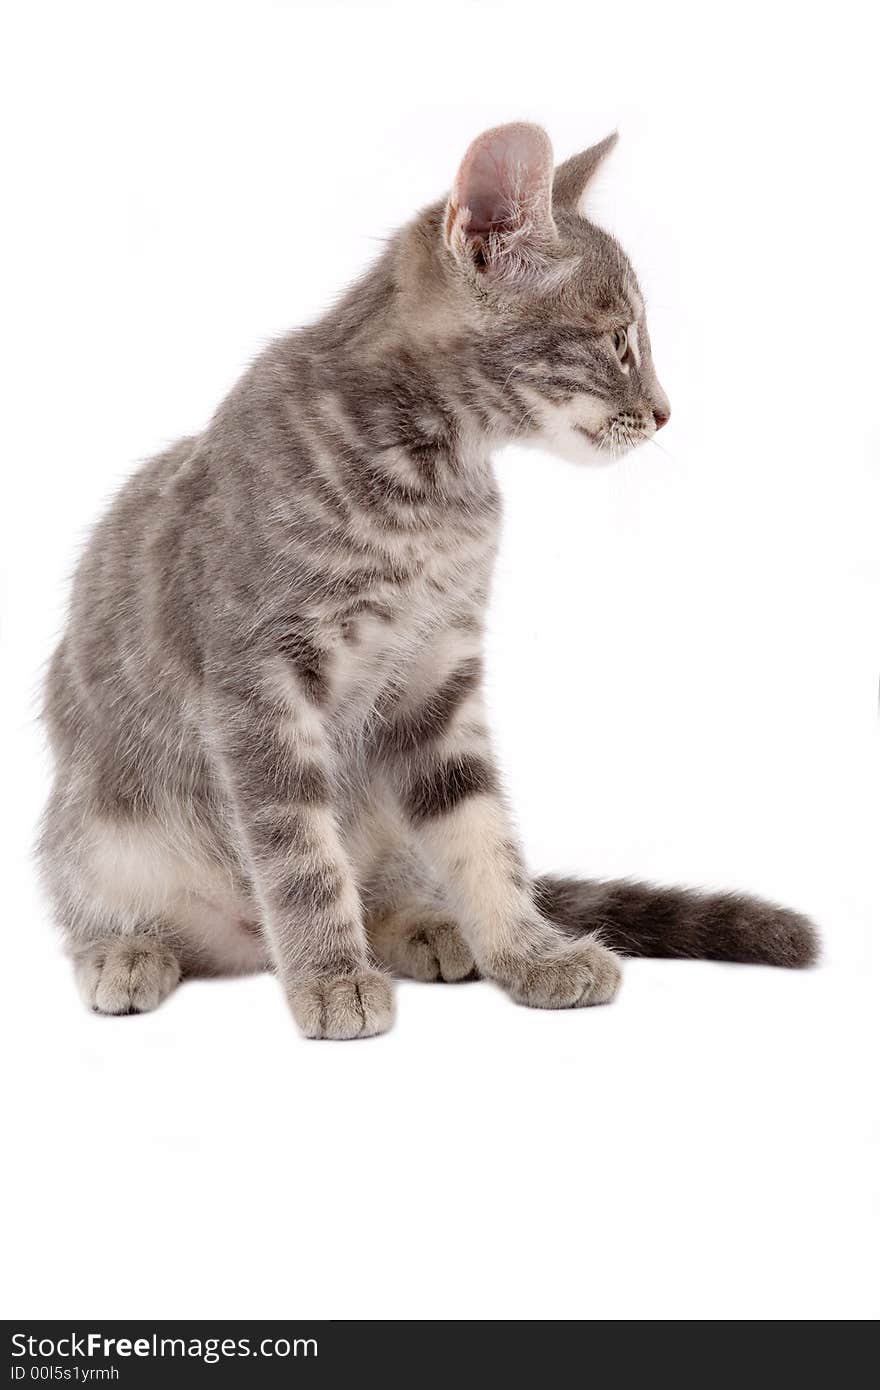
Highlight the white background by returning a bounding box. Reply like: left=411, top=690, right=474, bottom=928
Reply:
left=2, top=0, right=878, bottom=1320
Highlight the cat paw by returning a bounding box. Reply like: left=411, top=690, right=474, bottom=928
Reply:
left=369, top=912, right=475, bottom=982
left=73, top=936, right=182, bottom=1015
left=289, top=970, right=395, bottom=1040
left=486, top=934, right=622, bottom=1009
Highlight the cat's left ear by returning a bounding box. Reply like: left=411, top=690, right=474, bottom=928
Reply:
left=444, top=123, right=558, bottom=281
left=552, top=131, right=619, bottom=213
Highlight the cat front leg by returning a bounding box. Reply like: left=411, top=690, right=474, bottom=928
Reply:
left=377, top=673, right=622, bottom=1009
left=407, top=768, right=621, bottom=1008
left=209, top=681, right=393, bottom=1039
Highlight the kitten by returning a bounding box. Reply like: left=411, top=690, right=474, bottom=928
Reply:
left=37, top=124, right=817, bottom=1038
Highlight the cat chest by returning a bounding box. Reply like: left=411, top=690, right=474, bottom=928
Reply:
left=324, top=536, right=492, bottom=723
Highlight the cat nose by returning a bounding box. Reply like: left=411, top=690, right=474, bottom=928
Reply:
left=653, top=410, right=670, bottom=431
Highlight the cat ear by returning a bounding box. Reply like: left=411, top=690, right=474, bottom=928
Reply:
left=444, top=123, right=557, bottom=279
left=552, top=131, right=619, bottom=213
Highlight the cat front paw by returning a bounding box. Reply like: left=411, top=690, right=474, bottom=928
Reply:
left=289, top=970, right=395, bottom=1040
left=486, top=934, right=622, bottom=1009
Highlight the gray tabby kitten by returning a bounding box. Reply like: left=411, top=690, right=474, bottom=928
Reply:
left=38, top=124, right=817, bottom=1039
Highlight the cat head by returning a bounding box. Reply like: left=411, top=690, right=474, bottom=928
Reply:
left=435, top=123, right=669, bottom=461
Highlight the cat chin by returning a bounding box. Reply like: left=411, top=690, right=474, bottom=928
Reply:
left=521, top=422, right=618, bottom=468
left=515, top=393, right=624, bottom=468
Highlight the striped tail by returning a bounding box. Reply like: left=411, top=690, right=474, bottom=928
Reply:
left=533, top=875, right=818, bottom=968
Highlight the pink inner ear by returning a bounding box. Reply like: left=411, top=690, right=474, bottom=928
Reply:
left=453, top=123, right=554, bottom=234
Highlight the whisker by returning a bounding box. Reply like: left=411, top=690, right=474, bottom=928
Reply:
left=644, top=434, right=678, bottom=462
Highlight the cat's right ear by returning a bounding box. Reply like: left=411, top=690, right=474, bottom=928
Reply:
left=444, top=123, right=557, bottom=283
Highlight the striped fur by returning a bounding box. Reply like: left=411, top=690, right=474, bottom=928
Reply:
left=36, top=124, right=816, bottom=1038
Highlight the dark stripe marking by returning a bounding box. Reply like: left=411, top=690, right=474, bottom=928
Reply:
left=277, top=865, right=346, bottom=915
left=406, top=753, right=497, bottom=822
left=381, top=659, right=481, bottom=755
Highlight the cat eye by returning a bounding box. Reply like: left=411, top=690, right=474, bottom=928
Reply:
left=612, top=327, right=628, bottom=360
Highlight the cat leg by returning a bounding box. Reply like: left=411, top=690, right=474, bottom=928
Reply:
left=366, top=858, right=476, bottom=983
left=348, top=788, right=475, bottom=983
left=210, top=677, right=393, bottom=1040
left=406, top=775, right=621, bottom=1007
left=38, top=786, right=265, bottom=1010
left=369, top=902, right=475, bottom=984
left=377, top=655, right=622, bottom=1009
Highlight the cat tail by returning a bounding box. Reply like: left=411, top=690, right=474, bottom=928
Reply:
left=532, top=875, right=819, bottom=968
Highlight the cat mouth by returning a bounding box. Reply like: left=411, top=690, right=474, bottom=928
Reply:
left=574, top=424, right=620, bottom=453
left=576, top=420, right=651, bottom=454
